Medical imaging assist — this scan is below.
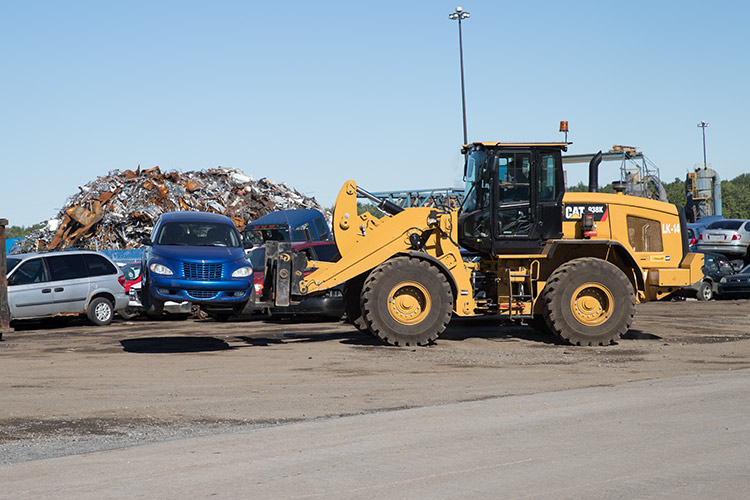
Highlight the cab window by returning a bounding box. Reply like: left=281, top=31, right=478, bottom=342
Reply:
left=538, top=153, right=560, bottom=202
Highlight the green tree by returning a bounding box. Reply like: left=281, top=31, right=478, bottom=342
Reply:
left=663, top=177, right=687, bottom=207
left=6, top=223, right=44, bottom=238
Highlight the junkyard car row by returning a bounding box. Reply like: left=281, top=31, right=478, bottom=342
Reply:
left=6, top=212, right=750, bottom=330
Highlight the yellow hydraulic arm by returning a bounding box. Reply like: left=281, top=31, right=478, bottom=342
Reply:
left=299, top=180, right=477, bottom=317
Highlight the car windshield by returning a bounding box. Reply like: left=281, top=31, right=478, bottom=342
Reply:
left=156, top=222, right=241, bottom=247
left=244, top=227, right=291, bottom=246
left=707, top=220, right=743, bottom=230
left=717, top=259, right=735, bottom=274
left=739, top=262, right=750, bottom=274
left=6, top=257, right=21, bottom=274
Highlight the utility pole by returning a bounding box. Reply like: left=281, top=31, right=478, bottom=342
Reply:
left=449, top=6, right=470, bottom=149
left=697, top=121, right=709, bottom=169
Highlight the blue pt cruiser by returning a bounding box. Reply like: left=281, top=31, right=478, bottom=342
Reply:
left=142, top=211, right=254, bottom=320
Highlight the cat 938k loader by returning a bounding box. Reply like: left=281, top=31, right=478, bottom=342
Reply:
left=262, top=142, right=703, bottom=346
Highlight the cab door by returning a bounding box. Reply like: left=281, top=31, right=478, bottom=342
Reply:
left=490, top=148, right=563, bottom=254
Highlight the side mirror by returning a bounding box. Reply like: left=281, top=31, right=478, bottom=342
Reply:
left=141, top=238, right=153, bottom=246
left=244, top=240, right=254, bottom=250
left=7, top=274, right=19, bottom=286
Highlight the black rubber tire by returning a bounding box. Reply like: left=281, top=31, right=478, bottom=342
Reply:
left=343, top=274, right=368, bottom=331
left=87, top=297, right=115, bottom=326
left=361, top=256, right=453, bottom=346
left=145, top=299, right=164, bottom=319
left=118, top=307, right=140, bottom=320
left=541, top=258, right=635, bottom=346
left=697, top=281, right=714, bottom=301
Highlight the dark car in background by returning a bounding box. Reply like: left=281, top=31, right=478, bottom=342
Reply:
left=717, top=262, right=750, bottom=298
left=243, top=209, right=331, bottom=246
left=141, top=211, right=254, bottom=321
left=247, top=240, right=344, bottom=318
left=683, top=251, right=736, bottom=301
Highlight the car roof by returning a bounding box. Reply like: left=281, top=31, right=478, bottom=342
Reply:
left=247, top=209, right=324, bottom=228
left=158, top=211, right=234, bottom=224
left=7, top=250, right=111, bottom=260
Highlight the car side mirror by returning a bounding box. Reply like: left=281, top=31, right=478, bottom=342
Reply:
left=141, top=238, right=153, bottom=246
left=7, top=274, right=19, bottom=286
left=244, top=240, right=254, bottom=250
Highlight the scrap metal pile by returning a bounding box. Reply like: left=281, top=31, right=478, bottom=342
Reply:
left=14, top=166, right=324, bottom=253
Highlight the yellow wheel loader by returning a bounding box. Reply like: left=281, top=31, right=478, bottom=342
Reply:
left=262, top=142, right=703, bottom=346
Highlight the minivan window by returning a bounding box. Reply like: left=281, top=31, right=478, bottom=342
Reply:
left=46, top=254, right=87, bottom=281
left=157, top=222, right=241, bottom=247
left=84, top=253, right=118, bottom=276
left=11, top=258, right=48, bottom=285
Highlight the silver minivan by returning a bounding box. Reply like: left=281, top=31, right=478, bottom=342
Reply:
left=6, top=250, right=129, bottom=326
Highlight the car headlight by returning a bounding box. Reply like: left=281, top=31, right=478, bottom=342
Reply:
left=149, top=263, right=173, bottom=275
left=232, top=266, right=252, bottom=278
left=720, top=277, right=727, bottom=283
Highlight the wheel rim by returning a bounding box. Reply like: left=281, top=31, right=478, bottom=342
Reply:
left=570, top=282, right=613, bottom=327
left=701, top=284, right=712, bottom=300
left=95, top=302, right=112, bottom=322
left=387, top=281, right=431, bottom=325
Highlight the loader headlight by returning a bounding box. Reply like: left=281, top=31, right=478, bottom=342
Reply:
left=232, top=266, right=252, bottom=278
left=149, top=263, right=173, bottom=275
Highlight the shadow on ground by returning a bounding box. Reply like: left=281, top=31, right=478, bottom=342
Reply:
left=121, top=337, right=232, bottom=353
left=441, top=316, right=563, bottom=345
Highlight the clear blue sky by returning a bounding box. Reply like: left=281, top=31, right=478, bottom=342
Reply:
left=2, top=1, right=748, bottom=227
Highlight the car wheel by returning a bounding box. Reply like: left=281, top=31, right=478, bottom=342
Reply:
left=87, top=297, right=115, bottom=326
left=697, top=281, right=714, bottom=301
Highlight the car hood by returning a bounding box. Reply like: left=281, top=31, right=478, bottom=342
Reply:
left=722, top=272, right=750, bottom=282
left=152, top=245, right=244, bottom=263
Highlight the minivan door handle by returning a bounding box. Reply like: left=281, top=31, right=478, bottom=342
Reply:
left=54, top=287, right=64, bottom=292
left=42, top=289, right=52, bottom=294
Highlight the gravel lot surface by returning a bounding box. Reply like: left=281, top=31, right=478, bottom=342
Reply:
left=1, top=299, right=749, bottom=466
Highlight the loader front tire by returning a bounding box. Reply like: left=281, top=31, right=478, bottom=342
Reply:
left=542, top=258, right=635, bottom=346
left=361, top=257, right=453, bottom=346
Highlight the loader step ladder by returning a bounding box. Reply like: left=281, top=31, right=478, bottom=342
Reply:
left=500, top=261, right=540, bottom=320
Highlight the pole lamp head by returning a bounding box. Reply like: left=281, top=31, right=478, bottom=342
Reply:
left=449, top=7, right=470, bottom=20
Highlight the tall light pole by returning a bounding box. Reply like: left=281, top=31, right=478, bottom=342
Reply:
left=697, top=120, right=709, bottom=169
left=449, top=6, right=470, bottom=148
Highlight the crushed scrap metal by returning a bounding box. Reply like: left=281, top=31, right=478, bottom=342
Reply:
left=14, top=166, right=324, bottom=253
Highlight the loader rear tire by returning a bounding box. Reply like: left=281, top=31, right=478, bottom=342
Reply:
left=361, top=256, right=453, bottom=346
left=542, top=258, right=635, bottom=346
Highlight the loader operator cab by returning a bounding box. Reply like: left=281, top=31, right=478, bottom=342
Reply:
left=459, top=143, right=567, bottom=255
